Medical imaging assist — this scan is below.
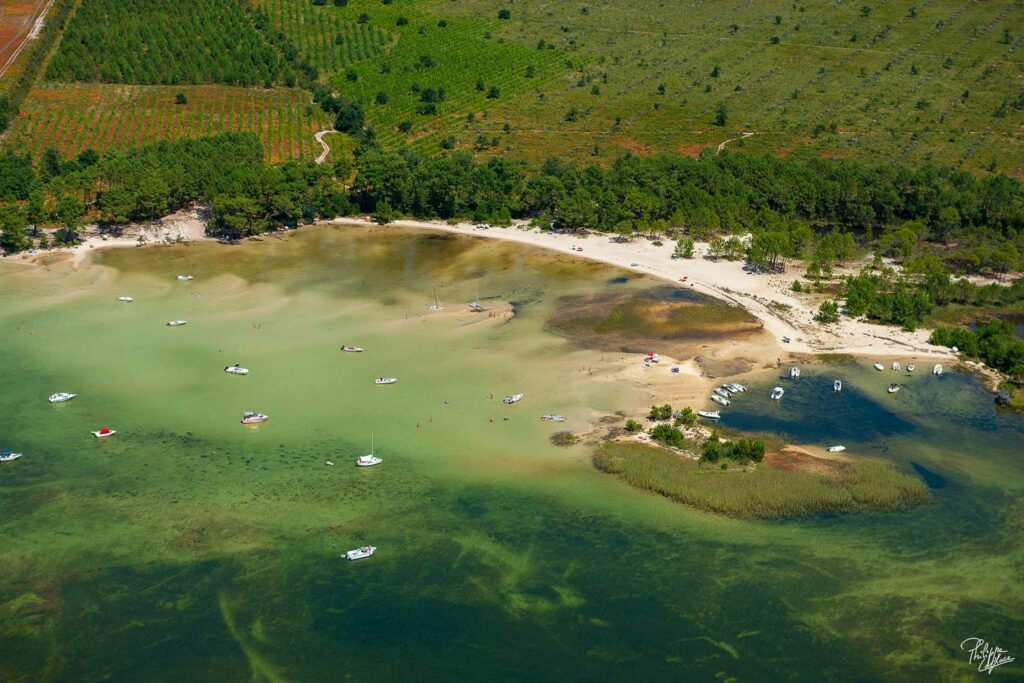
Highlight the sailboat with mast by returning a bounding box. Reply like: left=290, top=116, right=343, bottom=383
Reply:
left=428, top=284, right=445, bottom=311
left=356, top=433, right=382, bottom=467
left=468, top=282, right=485, bottom=312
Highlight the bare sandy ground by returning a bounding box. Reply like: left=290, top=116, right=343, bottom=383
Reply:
left=330, top=217, right=955, bottom=360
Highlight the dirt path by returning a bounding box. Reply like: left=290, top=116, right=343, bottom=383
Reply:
left=0, top=0, right=55, bottom=79
left=313, top=129, right=335, bottom=165
left=716, top=131, right=755, bottom=155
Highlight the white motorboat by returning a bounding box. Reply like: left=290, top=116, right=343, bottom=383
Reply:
left=375, top=378, right=397, bottom=385
left=48, top=392, right=77, bottom=403
left=356, top=433, right=382, bottom=467
left=503, top=393, right=524, bottom=404
left=0, top=450, right=23, bottom=462
left=723, top=384, right=741, bottom=395
left=790, top=367, right=800, bottom=379
left=711, top=394, right=730, bottom=407
left=325, top=461, right=335, bottom=466
left=874, top=363, right=884, bottom=371
left=344, top=545, right=376, bottom=561
left=241, top=412, right=268, bottom=424
left=176, top=275, right=194, bottom=281
left=906, top=364, right=915, bottom=372
left=730, top=382, right=747, bottom=392
left=827, top=445, right=846, bottom=453
left=892, top=362, right=901, bottom=371
left=428, top=284, right=445, bottom=311
left=713, top=387, right=731, bottom=398
left=340, top=345, right=364, bottom=352
left=834, top=379, right=842, bottom=392
left=224, top=364, right=249, bottom=375
left=770, top=387, right=784, bottom=400
left=166, top=320, right=187, bottom=327
left=696, top=410, right=721, bottom=419
left=117, top=296, right=134, bottom=302
left=932, top=364, right=943, bottom=375
left=541, top=414, right=566, bottom=422
left=92, top=428, right=116, bottom=438
left=887, top=384, right=900, bottom=394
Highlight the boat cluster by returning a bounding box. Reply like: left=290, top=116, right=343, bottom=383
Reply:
left=705, top=382, right=747, bottom=417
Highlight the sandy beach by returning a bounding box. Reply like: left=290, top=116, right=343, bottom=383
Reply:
left=5, top=212, right=956, bottom=361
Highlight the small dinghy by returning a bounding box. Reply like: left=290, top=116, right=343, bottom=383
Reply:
left=166, top=320, right=187, bottom=327
left=932, top=364, right=943, bottom=375
left=176, top=275, right=194, bottom=281
left=834, top=379, right=842, bottom=392
left=92, top=427, right=116, bottom=438
left=541, top=415, right=566, bottom=422
left=356, top=434, right=382, bottom=467
left=340, top=346, right=364, bottom=353
left=723, top=384, right=741, bottom=395
left=906, top=364, right=915, bottom=372
left=325, top=461, right=335, bottom=466
left=117, top=296, right=134, bottom=302
left=790, top=367, right=800, bottom=379
left=241, top=412, right=268, bottom=424
left=344, top=546, right=376, bottom=561
left=711, top=394, right=730, bottom=407
left=48, top=392, right=77, bottom=403
left=375, top=378, right=397, bottom=385
left=713, top=387, right=731, bottom=398
left=827, top=445, right=846, bottom=453
left=503, top=393, right=524, bottom=404
left=730, top=383, right=747, bottom=392
left=874, top=363, right=884, bottom=371
left=770, top=387, right=785, bottom=401
left=696, top=410, right=720, bottom=420
left=0, top=450, right=23, bottom=462
left=887, top=383, right=900, bottom=394
left=892, top=362, right=901, bottom=371
left=224, top=364, right=249, bottom=375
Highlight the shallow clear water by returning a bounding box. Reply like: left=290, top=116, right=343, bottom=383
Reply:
left=1, top=227, right=1022, bottom=681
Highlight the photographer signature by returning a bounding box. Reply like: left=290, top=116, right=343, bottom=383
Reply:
left=961, top=637, right=1015, bottom=674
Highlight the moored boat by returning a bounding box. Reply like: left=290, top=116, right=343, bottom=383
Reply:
left=827, top=445, right=846, bottom=453
left=340, top=345, right=364, bottom=352
left=711, top=394, right=730, bottom=407
left=723, top=384, right=741, bottom=395
left=770, top=387, right=784, bottom=401
left=696, top=410, right=720, bottom=420
left=176, top=275, right=194, bottom=281
left=224, top=364, right=249, bottom=375
left=166, top=320, right=187, bottom=327
left=356, top=433, right=381, bottom=467
left=932, top=364, right=943, bottom=375
left=790, top=367, right=800, bottom=379
left=344, top=545, right=376, bottom=561
left=0, top=450, right=23, bottom=462
left=241, top=412, right=268, bottom=424
left=874, top=363, right=884, bottom=371
left=92, top=428, right=116, bottom=438
left=503, top=393, right=524, bottom=404
left=48, top=392, right=77, bottom=403
left=887, top=383, right=900, bottom=394
left=892, top=362, right=901, bottom=371
left=713, top=387, right=731, bottom=398
left=375, top=377, right=397, bottom=385
left=541, top=414, right=566, bottom=422
left=730, top=382, right=747, bottom=392
left=834, top=379, right=842, bottom=392
left=906, top=364, right=915, bottom=372
left=117, top=296, right=133, bottom=302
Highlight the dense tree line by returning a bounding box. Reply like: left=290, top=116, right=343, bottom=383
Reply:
left=0, top=134, right=349, bottom=248
left=47, top=0, right=283, bottom=86
left=930, top=321, right=1024, bottom=379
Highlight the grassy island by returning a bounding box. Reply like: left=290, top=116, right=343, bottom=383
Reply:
left=593, top=441, right=930, bottom=519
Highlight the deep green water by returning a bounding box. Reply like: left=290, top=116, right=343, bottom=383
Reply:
left=1, top=227, right=1022, bottom=681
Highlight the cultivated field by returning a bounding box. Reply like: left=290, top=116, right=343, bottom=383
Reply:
left=2, top=84, right=331, bottom=162
left=0, top=0, right=50, bottom=81
left=3, top=0, right=1021, bottom=172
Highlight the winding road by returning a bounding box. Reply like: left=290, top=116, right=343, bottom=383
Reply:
left=313, top=129, right=336, bottom=165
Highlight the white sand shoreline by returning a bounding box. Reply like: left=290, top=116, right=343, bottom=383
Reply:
left=8, top=212, right=956, bottom=360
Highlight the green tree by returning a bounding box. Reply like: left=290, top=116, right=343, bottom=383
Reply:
left=0, top=205, right=29, bottom=253
left=815, top=299, right=840, bottom=323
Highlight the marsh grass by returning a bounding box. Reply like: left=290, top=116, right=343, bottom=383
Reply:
left=593, top=442, right=930, bottom=519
